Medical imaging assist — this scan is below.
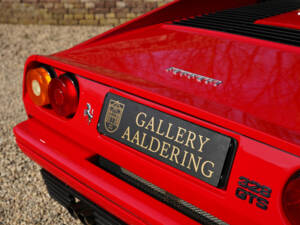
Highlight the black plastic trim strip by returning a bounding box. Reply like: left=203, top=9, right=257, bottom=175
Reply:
left=89, top=155, right=228, bottom=225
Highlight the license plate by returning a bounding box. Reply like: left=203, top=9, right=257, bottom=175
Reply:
left=98, top=93, right=236, bottom=188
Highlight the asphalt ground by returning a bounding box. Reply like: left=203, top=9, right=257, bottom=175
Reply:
left=0, top=24, right=111, bottom=225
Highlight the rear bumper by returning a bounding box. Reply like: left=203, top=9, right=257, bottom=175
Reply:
left=13, top=118, right=202, bottom=225
left=14, top=111, right=300, bottom=225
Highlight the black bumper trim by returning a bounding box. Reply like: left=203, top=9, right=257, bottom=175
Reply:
left=89, top=155, right=228, bottom=225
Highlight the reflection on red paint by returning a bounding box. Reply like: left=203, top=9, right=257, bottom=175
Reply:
left=256, top=9, right=300, bottom=30
left=51, top=23, right=300, bottom=145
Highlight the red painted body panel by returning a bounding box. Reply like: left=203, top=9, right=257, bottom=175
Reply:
left=256, top=10, right=300, bottom=30
left=15, top=74, right=300, bottom=224
left=49, top=23, right=300, bottom=156
left=13, top=0, right=300, bottom=224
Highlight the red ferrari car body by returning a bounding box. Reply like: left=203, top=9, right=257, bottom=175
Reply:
left=13, top=0, right=300, bottom=224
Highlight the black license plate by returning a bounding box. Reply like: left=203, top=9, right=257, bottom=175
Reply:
left=98, top=93, right=236, bottom=188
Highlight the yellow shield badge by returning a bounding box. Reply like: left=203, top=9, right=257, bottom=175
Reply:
left=104, top=99, right=125, bottom=133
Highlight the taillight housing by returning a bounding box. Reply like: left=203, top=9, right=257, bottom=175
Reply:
left=283, top=172, right=300, bottom=225
left=26, top=67, right=53, bottom=106
left=26, top=65, right=79, bottom=118
left=48, top=74, right=79, bottom=117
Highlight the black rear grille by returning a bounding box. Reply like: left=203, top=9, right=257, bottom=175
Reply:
left=41, top=169, right=126, bottom=225
left=173, top=1, right=300, bottom=46
left=91, top=155, right=228, bottom=225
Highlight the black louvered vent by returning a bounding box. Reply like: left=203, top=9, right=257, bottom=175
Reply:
left=41, top=169, right=126, bottom=225
left=173, top=1, right=300, bottom=46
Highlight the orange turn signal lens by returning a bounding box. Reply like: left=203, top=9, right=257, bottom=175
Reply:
left=26, top=67, right=52, bottom=106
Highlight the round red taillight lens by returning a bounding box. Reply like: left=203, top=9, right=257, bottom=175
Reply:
left=26, top=67, right=52, bottom=106
left=48, top=74, right=79, bottom=117
left=283, top=172, right=300, bottom=225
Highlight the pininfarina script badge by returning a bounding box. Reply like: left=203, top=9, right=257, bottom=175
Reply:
left=104, top=99, right=125, bottom=133
left=166, top=67, right=223, bottom=87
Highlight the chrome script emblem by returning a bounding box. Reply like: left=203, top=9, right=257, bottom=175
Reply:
left=166, top=67, right=223, bottom=87
left=84, top=103, right=94, bottom=125
left=104, top=99, right=125, bottom=133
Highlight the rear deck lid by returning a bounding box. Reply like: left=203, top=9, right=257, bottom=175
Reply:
left=49, top=1, right=300, bottom=148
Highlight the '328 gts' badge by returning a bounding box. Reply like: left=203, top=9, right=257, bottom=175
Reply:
left=104, top=99, right=125, bottom=133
